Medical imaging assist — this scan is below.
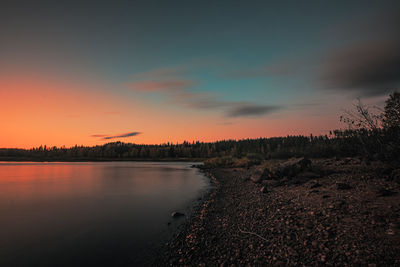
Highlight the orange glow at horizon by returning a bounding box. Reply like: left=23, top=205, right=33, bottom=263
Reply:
left=1, top=72, right=340, bottom=149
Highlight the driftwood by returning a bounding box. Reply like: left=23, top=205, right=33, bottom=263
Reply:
left=238, top=226, right=268, bottom=242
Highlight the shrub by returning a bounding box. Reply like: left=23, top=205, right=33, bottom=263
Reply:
left=203, top=154, right=265, bottom=168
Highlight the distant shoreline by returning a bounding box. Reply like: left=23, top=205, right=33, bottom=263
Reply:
left=0, top=157, right=204, bottom=162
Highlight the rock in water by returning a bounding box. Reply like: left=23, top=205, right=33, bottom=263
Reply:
left=171, top=211, right=185, bottom=218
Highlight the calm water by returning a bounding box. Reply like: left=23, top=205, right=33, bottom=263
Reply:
left=0, top=162, right=209, bottom=266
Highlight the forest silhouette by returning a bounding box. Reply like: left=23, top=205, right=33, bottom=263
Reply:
left=2, top=93, right=399, bottom=165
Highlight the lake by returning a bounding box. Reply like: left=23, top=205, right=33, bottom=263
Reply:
left=0, top=162, right=209, bottom=266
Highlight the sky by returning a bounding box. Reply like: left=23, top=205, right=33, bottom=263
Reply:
left=1, top=0, right=399, bottom=148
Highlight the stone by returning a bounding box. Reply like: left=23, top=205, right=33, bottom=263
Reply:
left=261, top=157, right=313, bottom=181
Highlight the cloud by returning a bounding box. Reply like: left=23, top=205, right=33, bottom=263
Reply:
left=225, top=10, right=400, bottom=98
left=91, top=132, right=141, bottom=140
left=90, top=134, right=107, bottom=138
left=128, top=64, right=285, bottom=118
left=226, top=104, right=280, bottom=117
left=103, top=132, right=141, bottom=140
left=320, top=40, right=400, bottom=96
left=318, top=10, right=400, bottom=97
left=173, top=91, right=283, bottom=118
left=129, top=78, right=281, bottom=118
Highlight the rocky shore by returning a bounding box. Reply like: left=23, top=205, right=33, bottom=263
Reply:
left=156, top=158, right=400, bottom=266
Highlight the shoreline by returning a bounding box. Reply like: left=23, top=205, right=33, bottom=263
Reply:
left=156, top=158, right=400, bottom=265
left=153, top=167, right=220, bottom=265
left=0, top=158, right=204, bottom=162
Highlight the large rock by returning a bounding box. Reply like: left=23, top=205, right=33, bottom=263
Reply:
left=261, top=157, right=312, bottom=180
left=278, top=158, right=311, bottom=177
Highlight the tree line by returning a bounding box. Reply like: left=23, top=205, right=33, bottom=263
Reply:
left=1, top=92, right=398, bottom=164
left=0, top=132, right=379, bottom=161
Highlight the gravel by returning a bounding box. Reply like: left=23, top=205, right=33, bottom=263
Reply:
left=156, top=158, right=400, bottom=266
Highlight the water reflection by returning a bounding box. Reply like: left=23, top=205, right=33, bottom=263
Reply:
left=0, top=162, right=208, bottom=266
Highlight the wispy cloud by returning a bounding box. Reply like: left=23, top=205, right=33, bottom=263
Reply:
left=91, top=132, right=141, bottom=140
left=128, top=64, right=286, bottom=118
left=129, top=78, right=282, bottom=118
left=90, top=134, right=107, bottom=138
left=103, top=132, right=141, bottom=140
left=226, top=104, right=280, bottom=117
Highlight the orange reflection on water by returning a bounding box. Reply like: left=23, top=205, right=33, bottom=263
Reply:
left=0, top=162, right=99, bottom=202
left=0, top=162, right=208, bottom=266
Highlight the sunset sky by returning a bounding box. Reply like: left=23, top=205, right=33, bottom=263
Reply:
left=1, top=1, right=399, bottom=148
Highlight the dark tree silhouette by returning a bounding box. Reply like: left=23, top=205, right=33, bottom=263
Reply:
left=1, top=93, right=398, bottom=164
left=383, top=91, right=400, bottom=130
